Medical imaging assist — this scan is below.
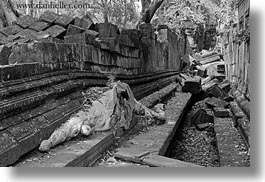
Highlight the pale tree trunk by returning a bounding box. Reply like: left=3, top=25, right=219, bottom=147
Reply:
left=139, top=0, right=165, bottom=24
left=101, top=0, right=109, bottom=23
left=0, top=0, right=20, bottom=27
left=123, top=0, right=128, bottom=26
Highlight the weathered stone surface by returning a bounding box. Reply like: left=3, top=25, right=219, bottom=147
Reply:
left=0, top=64, right=22, bottom=81
left=21, top=62, right=40, bottom=78
left=182, top=77, right=202, bottom=94
left=196, top=123, right=213, bottom=131
left=213, top=107, right=230, bottom=118
left=140, top=28, right=155, bottom=39
left=79, top=15, right=94, bottom=29
left=66, top=24, right=85, bottom=36
left=230, top=102, right=245, bottom=119
left=143, top=154, right=201, bottom=167
left=40, top=10, right=59, bottom=23
left=223, top=95, right=234, bottom=102
left=219, top=81, right=231, bottom=94
left=0, top=25, right=23, bottom=36
left=217, top=64, right=225, bottom=74
left=64, top=32, right=97, bottom=46
left=0, top=32, right=7, bottom=39
left=29, top=21, right=50, bottom=31
left=15, top=15, right=37, bottom=28
left=0, top=45, right=11, bottom=65
left=55, top=15, right=74, bottom=28
left=43, top=25, right=66, bottom=38
left=207, top=84, right=227, bottom=98
left=189, top=109, right=214, bottom=126
left=0, top=37, right=9, bottom=45
left=15, top=37, right=31, bottom=44
left=85, top=30, right=99, bottom=37
left=0, top=131, right=19, bottom=167
left=196, top=65, right=206, bottom=77
left=73, top=17, right=81, bottom=26
left=205, top=97, right=229, bottom=108
left=16, top=29, right=37, bottom=38
left=200, top=55, right=221, bottom=65
left=96, top=23, right=120, bottom=38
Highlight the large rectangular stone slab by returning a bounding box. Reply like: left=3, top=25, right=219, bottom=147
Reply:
left=213, top=107, right=230, bottom=118
left=15, top=15, right=38, bottom=28
left=205, top=97, right=229, bottom=108
left=40, top=10, right=59, bottom=23
left=65, top=24, right=85, bottom=36
left=79, top=15, right=94, bottom=29
left=143, top=154, right=202, bottom=167
left=43, top=25, right=66, bottom=38
left=16, top=29, right=37, bottom=38
left=29, top=21, right=50, bottom=31
left=182, top=77, right=202, bottom=94
left=0, top=25, right=23, bottom=36
left=55, top=15, right=74, bottom=28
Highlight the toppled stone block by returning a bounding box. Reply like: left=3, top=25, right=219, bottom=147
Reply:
left=96, top=23, right=120, bottom=38
left=40, top=10, right=59, bottom=23
left=217, top=64, right=225, bottom=74
left=73, top=17, right=81, bottom=26
left=182, top=77, right=202, bottom=94
left=0, top=25, right=23, bottom=36
left=196, top=123, right=213, bottom=131
left=55, top=15, right=74, bottom=28
left=85, top=30, right=99, bottom=37
left=32, top=31, right=50, bottom=40
left=196, top=65, right=206, bottom=77
left=219, top=81, right=231, bottom=94
left=66, top=24, right=85, bottom=36
left=207, top=84, right=227, bottom=98
left=79, top=15, right=94, bottom=29
left=43, top=25, right=66, bottom=38
left=16, top=29, right=37, bottom=38
left=15, top=37, right=31, bottom=44
left=205, top=97, right=229, bottom=108
left=15, top=15, right=37, bottom=28
left=223, top=95, right=234, bottom=102
left=29, top=21, right=50, bottom=31
left=213, top=107, right=230, bottom=118
left=0, top=45, right=11, bottom=65
left=189, top=109, right=214, bottom=126
left=202, top=78, right=220, bottom=91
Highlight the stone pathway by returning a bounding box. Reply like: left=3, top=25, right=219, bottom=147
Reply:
left=214, top=116, right=250, bottom=167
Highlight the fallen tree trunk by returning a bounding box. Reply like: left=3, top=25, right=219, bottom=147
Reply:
left=39, top=81, right=165, bottom=152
